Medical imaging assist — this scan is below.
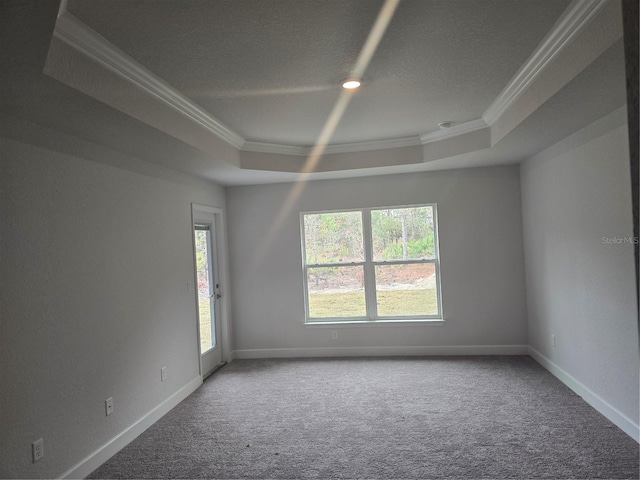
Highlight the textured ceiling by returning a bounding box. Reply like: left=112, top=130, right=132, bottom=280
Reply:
left=66, top=0, right=570, bottom=146
left=0, top=0, right=628, bottom=186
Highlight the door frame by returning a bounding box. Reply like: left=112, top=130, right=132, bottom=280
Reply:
left=191, top=203, right=231, bottom=376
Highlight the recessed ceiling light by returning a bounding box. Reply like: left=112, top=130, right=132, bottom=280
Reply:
left=438, top=121, right=453, bottom=129
left=342, top=79, right=362, bottom=89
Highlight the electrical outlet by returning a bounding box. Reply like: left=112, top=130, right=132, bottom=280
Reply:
left=161, top=366, right=167, bottom=382
left=105, top=397, right=114, bottom=416
left=331, top=330, right=338, bottom=340
left=32, top=438, right=43, bottom=463
left=552, top=334, right=557, bottom=348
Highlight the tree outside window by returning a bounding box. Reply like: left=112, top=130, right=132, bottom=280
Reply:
left=302, top=205, right=442, bottom=322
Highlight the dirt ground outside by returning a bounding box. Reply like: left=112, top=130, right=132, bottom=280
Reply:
left=308, top=262, right=436, bottom=293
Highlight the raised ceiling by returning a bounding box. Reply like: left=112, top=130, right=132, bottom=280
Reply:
left=0, top=0, right=628, bottom=185
left=64, top=0, right=569, bottom=146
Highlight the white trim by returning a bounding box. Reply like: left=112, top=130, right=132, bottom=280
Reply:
left=51, top=0, right=611, bottom=158
left=191, top=204, right=221, bottom=216
left=324, top=136, right=422, bottom=154
left=304, top=319, right=445, bottom=327
left=362, top=207, right=378, bottom=318
left=52, top=12, right=422, bottom=157
left=242, top=136, right=421, bottom=156
left=482, top=0, right=611, bottom=126
left=192, top=210, right=223, bottom=374
left=59, top=376, right=203, bottom=479
left=528, top=347, right=640, bottom=443
left=301, top=205, right=443, bottom=322
left=233, top=344, right=528, bottom=359
left=53, top=13, right=245, bottom=149
left=242, top=142, right=309, bottom=156
left=192, top=204, right=232, bottom=364
left=419, top=119, right=488, bottom=144
left=57, top=0, right=69, bottom=18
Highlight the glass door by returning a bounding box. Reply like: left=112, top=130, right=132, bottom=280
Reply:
left=194, top=223, right=222, bottom=376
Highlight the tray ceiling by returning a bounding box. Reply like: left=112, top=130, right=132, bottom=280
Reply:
left=64, top=0, right=570, bottom=146
left=0, top=0, right=628, bottom=185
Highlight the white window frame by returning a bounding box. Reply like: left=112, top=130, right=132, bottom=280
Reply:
left=301, top=204, right=443, bottom=324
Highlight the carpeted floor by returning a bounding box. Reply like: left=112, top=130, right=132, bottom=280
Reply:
left=88, top=356, right=639, bottom=479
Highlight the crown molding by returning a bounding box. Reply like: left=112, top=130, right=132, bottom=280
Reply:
left=242, top=142, right=309, bottom=156
left=52, top=1, right=608, bottom=160
left=53, top=13, right=422, bottom=157
left=57, top=0, right=69, bottom=18
left=482, top=0, right=611, bottom=126
left=53, top=12, right=246, bottom=149
left=242, top=136, right=422, bottom=156
left=419, top=118, right=488, bottom=144
left=324, top=135, right=422, bottom=154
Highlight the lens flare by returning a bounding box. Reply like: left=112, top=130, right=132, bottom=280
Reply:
left=252, top=0, right=401, bottom=266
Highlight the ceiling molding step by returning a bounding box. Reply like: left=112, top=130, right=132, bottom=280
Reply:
left=482, top=0, right=611, bottom=126
left=57, top=0, right=69, bottom=18
left=242, top=142, right=309, bottom=156
left=242, top=136, right=422, bottom=156
left=419, top=118, right=488, bottom=145
left=51, top=3, right=605, bottom=160
left=53, top=12, right=246, bottom=149
left=324, top=136, right=422, bottom=154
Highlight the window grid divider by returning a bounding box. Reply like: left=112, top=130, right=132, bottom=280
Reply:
left=361, top=208, right=378, bottom=319
left=305, top=261, right=367, bottom=268
left=301, top=205, right=442, bottom=322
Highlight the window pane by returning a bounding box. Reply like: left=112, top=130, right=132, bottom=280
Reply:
left=304, top=212, right=364, bottom=264
left=194, top=229, right=213, bottom=351
left=375, top=263, right=438, bottom=316
left=371, top=207, right=435, bottom=261
left=307, top=266, right=365, bottom=317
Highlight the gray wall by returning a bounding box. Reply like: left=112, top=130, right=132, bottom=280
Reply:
left=0, top=136, right=225, bottom=479
left=226, top=165, right=528, bottom=356
left=521, top=108, right=639, bottom=430
left=3, top=104, right=636, bottom=479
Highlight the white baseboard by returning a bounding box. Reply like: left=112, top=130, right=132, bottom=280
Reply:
left=232, top=344, right=528, bottom=359
left=59, top=376, right=203, bottom=479
left=56, top=346, right=637, bottom=479
left=528, top=347, right=639, bottom=443
left=226, top=349, right=235, bottom=362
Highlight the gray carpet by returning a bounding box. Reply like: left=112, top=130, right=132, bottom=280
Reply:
left=88, top=356, right=639, bottom=479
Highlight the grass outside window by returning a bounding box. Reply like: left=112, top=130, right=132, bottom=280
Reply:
left=302, top=205, right=442, bottom=322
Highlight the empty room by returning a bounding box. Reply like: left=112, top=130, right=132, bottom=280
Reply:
left=1, top=0, right=638, bottom=479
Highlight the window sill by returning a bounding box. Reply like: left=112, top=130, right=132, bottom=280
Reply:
left=305, top=319, right=445, bottom=328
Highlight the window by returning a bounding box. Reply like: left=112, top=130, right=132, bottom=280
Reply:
left=301, top=205, right=442, bottom=322
left=194, top=225, right=216, bottom=352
